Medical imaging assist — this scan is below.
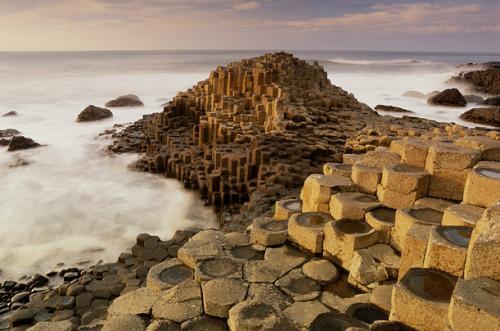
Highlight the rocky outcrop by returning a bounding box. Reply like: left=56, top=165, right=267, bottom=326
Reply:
left=76, top=105, right=113, bottom=122
left=7, top=136, right=41, bottom=152
left=482, top=96, right=500, bottom=106
left=105, top=94, right=144, bottom=107
left=374, top=105, right=414, bottom=113
left=2, top=111, right=17, bottom=117
left=451, top=63, right=500, bottom=95
left=428, top=88, right=467, bottom=107
left=460, top=108, right=500, bottom=127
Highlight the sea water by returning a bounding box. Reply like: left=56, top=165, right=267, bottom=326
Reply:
left=0, top=50, right=498, bottom=280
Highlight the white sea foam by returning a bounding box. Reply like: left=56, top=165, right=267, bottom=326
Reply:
left=327, top=57, right=434, bottom=66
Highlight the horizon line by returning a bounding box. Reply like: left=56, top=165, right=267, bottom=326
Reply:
left=1, top=48, right=500, bottom=55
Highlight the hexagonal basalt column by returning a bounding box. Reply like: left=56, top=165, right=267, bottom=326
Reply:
left=323, top=220, right=378, bottom=270
left=448, top=278, right=500, bottom=331
left=395, top=205, right=443, bottom=249
left=423, top=226, right=472, bottom=277
left=351, top=150, right=400, bottom=194
left=227, top=299, right=294, bottom=331
left=464, top=204, right=500, bottom=281
left=399, top=138, right=432, bottom=168
left=275, top=269, right=321, bottom=301
left=194, top=257, right=243, bottom=282
left=288, top=212, right=332, bottom=254
left=377, top=163, right=429, bottom=209
left=202, top=278, right=249, bottom=318
left=147, top=258, right=194, bottom=292
left=323, top=163, right=353, bottom=178
left=442, top=203, right=484, bottom=228
left=300, top=174, right=355, bottom=212
left=274, top=199, right=302, bottom=221
left=329, top=192, right=381, bottom=221
left=390, top=268, right=456, bottom=331
left=365, top=207, right=396, bottom=244
left=250, top=217, right=288, bottom=247
left=463, top=161, right=500, bottom=208
left=349, top=244, right=400, bottom=289
left=398, top=224, right=432, bottom=280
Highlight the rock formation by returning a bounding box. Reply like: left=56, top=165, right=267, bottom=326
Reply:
left=2, top=111, right=17, bottom=117
left=482, top=96, right=500, bottom=106
left=427, top=88, right=467, bottom=107
left=76, top=105, right=113, bottom=122
left=374, top=105, right=414, bottom=113
left=451, top=62, right=500, bottom=95
left=105, top=94, right=144, bottom=107
left=460, top=108, right=500, bottom=127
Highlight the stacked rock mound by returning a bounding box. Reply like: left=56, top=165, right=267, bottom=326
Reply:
left=108, top=52, right=381, bottom=217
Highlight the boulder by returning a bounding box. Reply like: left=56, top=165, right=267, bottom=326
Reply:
left=374, top=105, right=414, bottom=113
left=482, top=96, right=500, bottom=106
left=76, top=105, right=113, bottom=122
left=7, top=136, right=41, bottom=151
left=460, top=108, right=500, bottom=127
left=428, top=88, right=466, bottom=107
left=2, top=111, right=17, bottom=117
left=105, top=94, right=144, bottom=107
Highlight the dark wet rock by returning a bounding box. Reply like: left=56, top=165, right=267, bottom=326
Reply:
left=452, top=64, right=500, bottom=95
left=105, top=94, right=144, bottom=107
left=464, top=95, right=484, bottom=104
left=11, top=291, right=30, bottom=304
left=428, top=88, right=466, bottom=107
left=0, top=128, right=20, bottom=138
left=460, top=108, right=500, bottom=127
left=7, top=136, right=41, bottom=152
left=76, top=105, right=113, bottom=122
left=375, top=105, right=414, bottom=113
left=482, top=96, right=500, bottom=106
left=0, top=138, right=10, bottom=146
left=2, top=111, right=17, bottom=117
left=9, top=308, right=37, bottom=328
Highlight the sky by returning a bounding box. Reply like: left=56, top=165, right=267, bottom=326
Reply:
left=0, top=0, right=499, bottom=52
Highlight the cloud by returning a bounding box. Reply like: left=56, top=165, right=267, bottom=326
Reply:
left=275, top=2, right=500, bottom=35
left=233, top=1, right=260, bottom=10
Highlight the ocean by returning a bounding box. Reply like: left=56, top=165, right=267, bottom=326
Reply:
left=0, top=50, right=498, bottom=280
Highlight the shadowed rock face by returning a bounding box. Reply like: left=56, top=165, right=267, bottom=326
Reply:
left=7, top=136, right=41, bottom=152
left=375, top=105, right=414, bottom=113
left=452, top=63, right=500, bottom=95
left=460, top=108, right=500, bottom=127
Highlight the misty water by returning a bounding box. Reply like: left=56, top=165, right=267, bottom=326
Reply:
left=1, top=50, right=499, bottom=280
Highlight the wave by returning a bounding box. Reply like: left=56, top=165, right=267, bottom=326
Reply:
left=326, top=57, right=435, bottom=66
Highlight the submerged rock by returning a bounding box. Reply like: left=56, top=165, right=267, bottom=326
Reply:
left=428, top=88, right=467, bottom=107
left=76, top=105, right=113, bottom=122
left=464, top=95, right=485, bottom=104
left=2, top=111, right=17, bottom=117
left=460, top=108, right=500, bottom=127
left=105, top=94, right=144, bottom=107
left=402, top=91, right=425, bottom=98
left=375, top=105, right=414, bottom=113
left=7, top=136, right=41, bottom=152
left=482, top=96, right=500, bottom=106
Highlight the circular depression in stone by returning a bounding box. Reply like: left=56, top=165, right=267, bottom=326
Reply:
left=346, top=303, right=388, bottom=324
left=262, top=220, right=288, bottom=232
left=436, top=226, right=472, bottom=247
left=408, top=207, right=443, bottom=224
left=393, top=163, right=424, bottom=173
left=310, top=313, right=367, bottom=331
left=477, top=168, right=500, bottom=179
left=370, top=207, right=396, bottom=223
left=354, top=195, right=378, bottom=203
left=283, top=200, right=302, bottom=212
left=287, top=277, right=319, bottom=295
left=159, top=265, right=193, bottom=285
left=199, top=258, right=238, bottom=277
left=296, top=212, right=331, bottom=227
left=334, top=220, right=372, bottom=234
left=228, top=245, right=264, bottom=260
left=241, top=303, right=275, bottom=319
left=401, top=268, right=455, bottom=302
